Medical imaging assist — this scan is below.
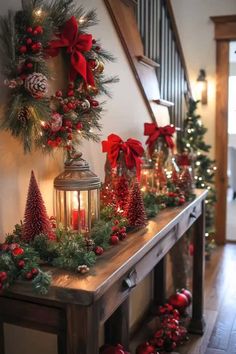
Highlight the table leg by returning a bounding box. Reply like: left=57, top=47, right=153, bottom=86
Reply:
left=0, top=321, right=5, bottom=354
left=105, top=297, right=130, bottom=349
left=66, top=303, right=100, bottom=354
left=153, top=257, right=166, bottom=305
left=58, top=330, right=66, bottom=354
left=188, top=200, right=206, bottom=334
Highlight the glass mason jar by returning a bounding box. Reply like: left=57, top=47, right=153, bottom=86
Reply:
left=164, top=151, right=180, bottom=187
left=154, top=150, right=167, bottom=194
left=151, top=136, right=170, bottom=165
left=140, top=154, right=155, bottom=193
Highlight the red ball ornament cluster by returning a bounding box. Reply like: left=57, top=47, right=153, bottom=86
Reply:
left=0, top=241, right=41, bottom=289
left=137, top=289, right=192, bottom=353
left=110, top=220, right=127, bottom=245
left=19, top=25, right=43, bottom=55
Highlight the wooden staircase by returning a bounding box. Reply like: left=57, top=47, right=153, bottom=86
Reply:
left=104, top=0, right=192, bottom=130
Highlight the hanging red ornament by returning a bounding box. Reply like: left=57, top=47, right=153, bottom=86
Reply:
left=26, top=27, right=33, bottom=33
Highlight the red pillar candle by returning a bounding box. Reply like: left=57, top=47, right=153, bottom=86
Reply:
left=72, top=209, right=86, bottom=230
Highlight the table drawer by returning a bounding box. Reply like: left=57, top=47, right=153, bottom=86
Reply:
left=177, top=201, right=202, bottom=238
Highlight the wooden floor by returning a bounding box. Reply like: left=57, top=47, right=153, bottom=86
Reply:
left=178, top=243, right=236, bottom=354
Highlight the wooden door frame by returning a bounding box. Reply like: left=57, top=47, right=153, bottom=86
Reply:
left=211, top=16, right=236, bottom=244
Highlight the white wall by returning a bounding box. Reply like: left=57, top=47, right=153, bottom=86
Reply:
left=171, top=0, right=236, bottom=158
left=0, top=1, right=170, bottom=353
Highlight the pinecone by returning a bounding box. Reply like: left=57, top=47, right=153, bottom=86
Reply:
left=17, top=106, right=29, bottom=125
left=25, top=72, right=48, bottom=98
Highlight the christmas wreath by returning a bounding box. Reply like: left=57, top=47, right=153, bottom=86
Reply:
left=0, top=0, right=117, bottom=152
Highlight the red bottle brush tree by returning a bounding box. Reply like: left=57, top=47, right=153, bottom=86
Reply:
left=21, top=171, right=56, bottom=243
left=114, top=174, right=130, bottom=213
left=126, top=181, right=147, bottom=229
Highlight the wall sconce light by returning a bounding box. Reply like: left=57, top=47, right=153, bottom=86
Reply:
left=196, top=69, right=208, bottom=105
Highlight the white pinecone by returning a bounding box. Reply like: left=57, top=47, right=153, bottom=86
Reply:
left=18, top=106, right=29, bottom=125
left=25, top=72, right=48, bottom=98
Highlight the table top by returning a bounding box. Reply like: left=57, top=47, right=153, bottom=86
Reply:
left=3, top=189, right=207, bottom=306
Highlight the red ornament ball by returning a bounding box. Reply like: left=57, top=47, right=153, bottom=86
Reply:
left=76, top=122, right=83, bottom=130
left=100, top=344, right=128, bottom=354
left=95, top=246, right=104, bottom=256
left=26, top=27, right=33, bottom=33
left=26, top=38, right=33, bottom=45
left=136, top=342, right=156, bottom=354
left=12, top=247, right=24, bottom=257
left=34, top=26, right=43, bottom=35
left=0, top=271, right=7, bottom=282
left=31, top=268, right=39, bottom=276
left=19, top=45, right=27, bottom=54
left=1, top=243, right=9, bottom=251
left=18, top=260, right=25, bottom=269
left=25, top=271, right=33, bottom=280
left=90, top=100, right=99, bottom=107
left=110, top=235, right=119, bottom=245
left=26, top=62, right=33, bottom=69
left=168, top=292, right=189, bottom=310
left=181, top=288, right=192, bottom=305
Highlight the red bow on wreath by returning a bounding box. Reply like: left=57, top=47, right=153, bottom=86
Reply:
left=47, top=16, right=95, bottom=85
left=102, top=134, right=144, bottom=180
left=144, top=122, right=175, bottom=154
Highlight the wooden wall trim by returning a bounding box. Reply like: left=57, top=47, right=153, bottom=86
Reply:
left=211, top=15, right=236, bottom=244
left=215, top=41, right=229, bottom=245
left=211, top=15, right=236, bottom=40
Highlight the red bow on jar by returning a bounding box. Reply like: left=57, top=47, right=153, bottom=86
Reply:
left=102, top=134, right=144, bottom=180
left=144, top=122, right=175, bottom=154
left=47, top=16, right=95, bottom=85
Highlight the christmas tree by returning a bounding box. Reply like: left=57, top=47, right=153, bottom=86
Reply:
left=126, top=181, right=147, bottom=229
left=22, top=171, right=56, bottom=243
left=179, top=99, right=216, bottom=249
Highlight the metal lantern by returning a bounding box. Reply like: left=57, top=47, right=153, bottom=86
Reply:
left=54, top=158, right=101, bottom=236
left=140, top=155, right=155, bottom=192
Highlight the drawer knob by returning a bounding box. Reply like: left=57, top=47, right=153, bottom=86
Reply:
left=123, top=269, right=137, bottom=290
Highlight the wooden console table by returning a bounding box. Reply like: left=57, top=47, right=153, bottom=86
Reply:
left=0, top=189, right=207, bottom=354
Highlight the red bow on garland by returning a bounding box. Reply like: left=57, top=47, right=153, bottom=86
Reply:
left=47, top=16, right=95, bottom=85
left=102, top=134, right=144, bottom=180
left=144, top=122, right=175, bottom=154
